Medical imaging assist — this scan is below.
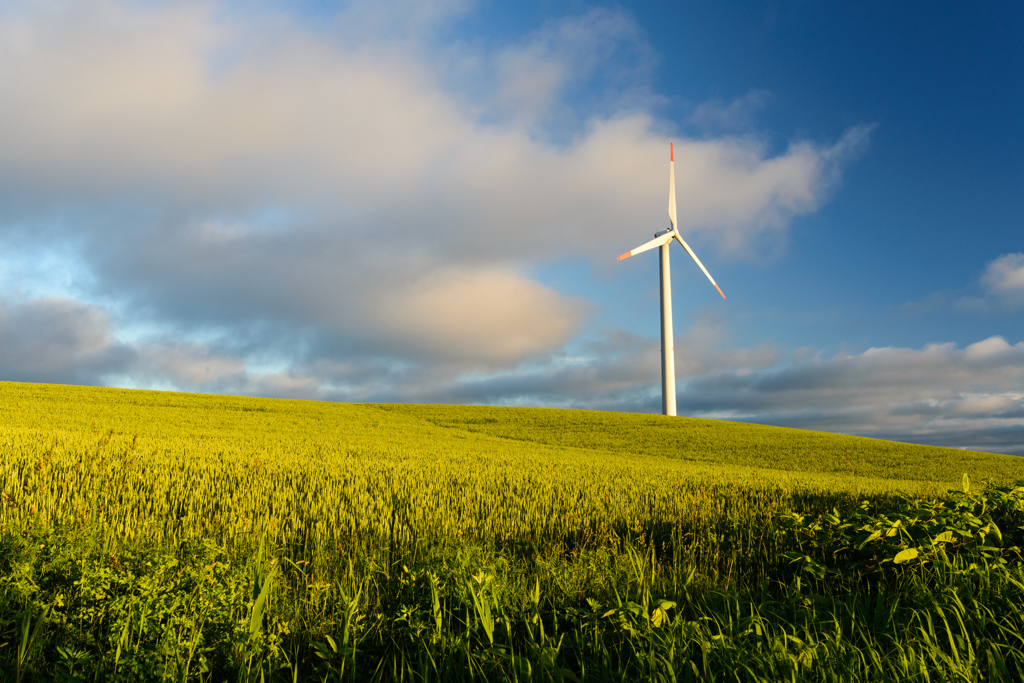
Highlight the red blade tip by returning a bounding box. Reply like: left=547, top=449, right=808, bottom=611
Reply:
left=670, top=142, right=673, bottom=162
left=617, top=252, right=631, bottom=261
left=715, top=283, right=726, bottom=299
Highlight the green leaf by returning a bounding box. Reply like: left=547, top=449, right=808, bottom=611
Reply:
left=858, top=530, right=883, bottom=549
left=932, top=531, right=954, bottom=544
left=962, top=473, right=970, bottom=494
left=893, top=548, right=919, bottom=565
left=249, top=559, right=278, bottom=638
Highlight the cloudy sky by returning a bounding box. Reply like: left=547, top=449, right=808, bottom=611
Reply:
left=1, top=0, right=1022, bottom=454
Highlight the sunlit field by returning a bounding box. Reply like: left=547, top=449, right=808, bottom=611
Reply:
left=2, top=381, right=1023, bottom=681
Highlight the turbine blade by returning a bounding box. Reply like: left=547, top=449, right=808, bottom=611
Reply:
left=617, top=232, right=673, bottom=260
left=672, top=232, right=726, bottom=299
left=668, top=143, right=677, bottom=231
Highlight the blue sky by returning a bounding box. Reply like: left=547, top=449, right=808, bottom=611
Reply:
left=1, top=0, right=1022, bottom=454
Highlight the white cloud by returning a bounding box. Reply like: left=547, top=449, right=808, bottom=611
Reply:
left=981, top=253, right=1024, bottom=307
left=0, top=1, right=866, bottom=250
left=953, top=253, right=1024, bottom=313
left=370, top=267, right=586, bottom=366
left=964, top=335, right=1017, bottom=362
left=953, top=395, right=1017, bottom=415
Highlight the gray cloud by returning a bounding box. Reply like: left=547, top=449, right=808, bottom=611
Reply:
left=675, top=337, right=1024, bottom=455
left=2, top=291, right=1022, bottom=455
left=0, top=297, right=133, bottom=384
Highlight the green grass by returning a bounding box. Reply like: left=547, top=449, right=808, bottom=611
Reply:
left=380, top=403, right=1024, bottom=483
left=1, top=380, right=1023, bottom=681
left=4, top=381, right=1021, bottom=488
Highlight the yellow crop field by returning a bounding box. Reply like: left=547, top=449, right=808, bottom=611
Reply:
left=1, top=380, right=1023, bottom=681
left=3, top=380, right=1020, bottom=549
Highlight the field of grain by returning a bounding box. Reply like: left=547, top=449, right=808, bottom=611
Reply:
left=2, top=381, right=1023, bottom=681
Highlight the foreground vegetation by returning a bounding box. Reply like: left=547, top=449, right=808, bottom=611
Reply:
left=2, top=381, right=1023, bottom=681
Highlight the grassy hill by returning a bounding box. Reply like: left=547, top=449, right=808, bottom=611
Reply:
left=2, top=381, right=1023, bottom=681
left=380, top=403, right=1023, bottom=484
left=2, top=381, right=1021, bottom=493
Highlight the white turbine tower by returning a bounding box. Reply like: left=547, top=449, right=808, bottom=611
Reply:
left=618, top=143, right=726, bottom=416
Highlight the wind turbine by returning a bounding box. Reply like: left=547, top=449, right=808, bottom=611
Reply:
left=617, top=143, right=726, bottom=417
